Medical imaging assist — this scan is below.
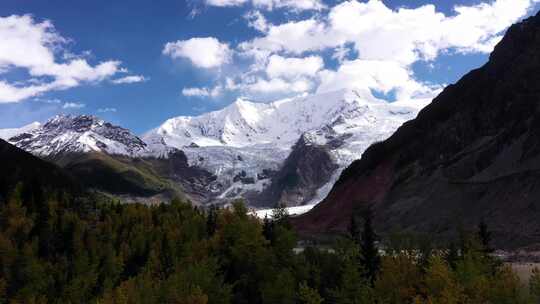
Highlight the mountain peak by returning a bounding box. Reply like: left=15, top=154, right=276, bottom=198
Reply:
left=144, top=89, right=421, bottom=150
left=9, top=114, right=148, bottom=157
left=0, top=121, right=41, bottom=141
left=43, top=114, right=106, bottom=132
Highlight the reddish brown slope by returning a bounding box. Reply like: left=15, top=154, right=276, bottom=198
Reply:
left=294, top=11, right=540, bottom=248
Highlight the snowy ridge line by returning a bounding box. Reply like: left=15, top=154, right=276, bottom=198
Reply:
left=143, top=88, right=427, bottom=205
left=1, top=89, right=428, bottom=206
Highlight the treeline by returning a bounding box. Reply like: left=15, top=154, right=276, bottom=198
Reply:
left=1, top=184, right=540, bottom=303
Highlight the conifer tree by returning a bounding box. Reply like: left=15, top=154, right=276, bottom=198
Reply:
left=348, top=212, right=361, bottom=245
left=206, top=204, right=218, bottom=237
left=478, top=219, right=493, bottom=254
left=262, top=214, right=273, bottom=241
left=298, top=281, right=324, bottom=304
left=530, top=267, right=540, bottom=302
left=359, top=207, right=380, bottom=284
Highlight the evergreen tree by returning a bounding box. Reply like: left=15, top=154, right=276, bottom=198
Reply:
left=478, top=219, right=493, bottom=254
left=298, top=281, right=324, bottom=304
left=422, top=255, right=464, bottom=303
left=530, top=267, right=540, bottom=302
left=348, top=212, right=361, bottom=245
left=446, top=241, right=460, bottom=270
left=262, top=214, right=273, bottom=241
left=359, top=207, right=380, bottom=284
left=4, top=180, right=540, bottom=303
left=206, top=204, right=218, bottom=237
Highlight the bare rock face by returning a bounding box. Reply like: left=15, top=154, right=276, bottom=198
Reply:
left=294, top=11, right=540, bottom=249
left=143, top=89, right=423, bottom=207
left=251, top=134, right=339, bottom=208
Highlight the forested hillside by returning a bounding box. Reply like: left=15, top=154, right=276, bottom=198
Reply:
left=1, top=182, right=539, bottom=303
left=0, top=139, right=82, bottom=200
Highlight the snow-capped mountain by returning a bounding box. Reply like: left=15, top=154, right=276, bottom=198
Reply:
left=8, top=115, right=149, bottom=157
left=146, top=89, right=425, bottom=149
left=0, top=122, right=41, bottom=141
left=1, top=89, right=428, bottom=207
left=144, top=89, right=428, bottom=206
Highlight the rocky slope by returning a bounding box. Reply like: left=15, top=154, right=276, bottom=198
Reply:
left=4, top=115, right=216, bottom=203
left=0, top=122, right=40, bottom=141
left=8, top=115, right=149, bottom=157
left=2, top=90, right=425, bottom=207
left=294, top=11, right=540, bottom=248
left=249, top=133, right=339, bottom=208
left=144, top=89, right=425, bottom=207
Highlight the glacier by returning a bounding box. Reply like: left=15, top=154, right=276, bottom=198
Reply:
left=1, top=89, right=428, bottom=208
left=144, top=88, right=429, bottom=207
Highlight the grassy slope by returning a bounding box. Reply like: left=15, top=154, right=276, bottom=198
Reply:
left=50, top=152, right=186, bottom=200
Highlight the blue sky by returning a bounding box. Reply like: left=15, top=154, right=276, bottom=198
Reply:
left=0, top=0, right=538, bottom=134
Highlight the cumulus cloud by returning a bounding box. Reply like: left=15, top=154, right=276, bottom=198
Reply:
left=252, top=0, right=326, bottom=11
left=111, top=75, right=147, bottom=84
left=0, top=15, right=127, bottom=103
left=179, top=0, right=538, bottom=101
left=182, top=86, right=222, bottom=98
left=206, top=0, right=248, bottom=7
left=316, top=59, right=442, bottom=100
left=62, top=102, right=85, bottom=109
left=242, top=0, right=537, bottom=63
left=266, top=55, right=324, bottom=79
left=246, top=77, right=312, bottom=94
left=240, top=19, right=330, bottom=55
left=206, top=0, right=325, bottom=11
left=163, top=37, right=232, bottom=69
left=232, top=0, right=538, bottom=99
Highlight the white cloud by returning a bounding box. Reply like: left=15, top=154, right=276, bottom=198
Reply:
left=233, top=0, right=538, bottom=99
left=252, top=0, right=326, bottom=11
left=97, top=107, right=117, bottom=113
left=182, top=86, right=222, bottom=98
left=206, top=0, right=325, bottom=11
left=245, top=10, right=269, bottom=32
left=0, top=81, right=53, bottom=103
left=0, top=15, right=124, bottom=103
left=163, top=37, right=232, bottom=69
left=316, top=59, right=441, bottom=100
left=266, top=55, right=323, bottom=79
left=240, top=19, right=331, bottom=55
left=246, top=77, right=312, bottom=94
left=242, top=0, right=538, bottom=64
left=63, top=102, right=85, bottom=109
left=36, top=98, right=62, bottom=104
left=112, top=75, right=147, bottom=84
left=206, top=0, right=248, bottom=7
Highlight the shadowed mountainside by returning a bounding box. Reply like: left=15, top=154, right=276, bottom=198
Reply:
left=294, top=11, right=540, bottom=249
left=0, top=139, right=82, bottom=199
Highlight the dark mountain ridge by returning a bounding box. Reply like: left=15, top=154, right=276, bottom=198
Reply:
left=294, top=11, right=540, bottom=248
left=0, top=139, right=82, bottom=199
